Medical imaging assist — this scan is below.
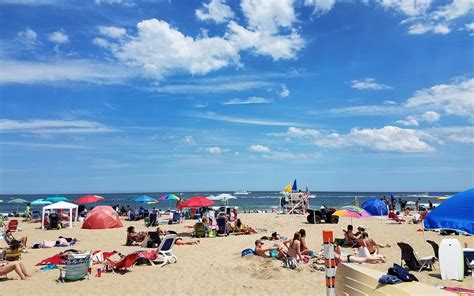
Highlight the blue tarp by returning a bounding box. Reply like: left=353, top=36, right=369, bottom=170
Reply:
left=423, top=188, right=474, bottom=235
left=361, top=198, right=388, bottom=216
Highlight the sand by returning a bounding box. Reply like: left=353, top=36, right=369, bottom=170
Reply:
left=1, top=213, right=473, bottom=295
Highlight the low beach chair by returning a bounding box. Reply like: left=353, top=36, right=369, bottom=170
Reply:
left=193, top=222, right=206, bottom=238
left=6, top=220, right=18, bottom=232
left=216, top=217, right=229, bottom=236
left=105, top=253, right=140, bottom=273
left=397, top=242, right=435, bottom=272
left=426, top=240, right=439, bottom=260
left=146, top=234, right=178, bottom=267
left=58, top=251, right=92, bottom=283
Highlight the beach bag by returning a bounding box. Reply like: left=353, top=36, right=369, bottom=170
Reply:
left=241, top=248, right=256, bottom=257
left=388, top=263, right=418, bottom=282
left=284, top=256, right=299, bottom=269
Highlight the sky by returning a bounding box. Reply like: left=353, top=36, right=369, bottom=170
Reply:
left=0, top=0, right=473, bottom=194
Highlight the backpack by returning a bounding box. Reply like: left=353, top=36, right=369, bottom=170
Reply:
left=388, top=263, right=419, bottom=282
left=283, top=256, right=299, bottom=269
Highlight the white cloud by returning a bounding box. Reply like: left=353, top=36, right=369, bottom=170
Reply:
left=48, top=30, right=69, bottom=44
left=190, top=112, right=310, bottom=127
left=249, top=144, right=271, bottom=153
left=405, top=78, right=474, bottom=119
left=98, top=26, right=127, bottom=38
left=0, top=119, right=115, bottom=134
left=314, top=126, right=434, bottom=153
left=17, top=28, right=39, bottom=48
left=222, top=96, right=271, bottom=105
left=432, top=0, right=474, bottom=21
left=271, top=126, right=434, bottom=153
left=408, top=22, right=451, bottom=35
left=426, top=126, right=474, bottom=144
left=227, top=20, right=304, bottom=60
left=304, top=0, right=336, bottom=15
left=196, top=0, right=234, bottom=24
left=383, top=100, right=397, bottom=105
left=396, top=116, right=419, bottom=126
left=465, top=22, right=474, bottom=32
left=150, top=79, right=272, bottom=94
left=101, top=19, right=240, bottom=79
left=262, top=151, right=321, bottom=160
left=183, top=136, right=195, bottom=145
left=206, top=146, right=226, bottom=154
left=421, top=111, right=440, bottom=123
left=0, top=141, right=90, bottom=150
left=0, top=59, right=134, bottom=85
left=322, top=105, right=402, bottom=116
left=240, top=0, right=295, bottom=32
left=377, top=0, right=433, bottom=16
left=93, top=38, right=110, bottom=48
left=279, top=84, right=290, bottom=97
left=350, top=78, right=392, bottom=90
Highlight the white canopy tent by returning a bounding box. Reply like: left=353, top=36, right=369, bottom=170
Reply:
left=42, top=201, right=79, bottom=229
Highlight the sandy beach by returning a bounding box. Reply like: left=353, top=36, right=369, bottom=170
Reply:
left=1, top=213, right=473, bottom=295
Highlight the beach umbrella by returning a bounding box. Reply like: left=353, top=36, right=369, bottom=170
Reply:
left=75, top=195, right=104, bottom=205
left=8, top=198, right=29, bottom=212
left=31, top=199, right=52, bottom=206
left=159, top=194, right=181, bottom=210
left=129, top=195, right=158, bottom=203
left=180, top=196, right=215, bottom=208
left=333, top=208, right=371, bottom=224
left=361, top=198, right=388, bottom=216
left=423, top=188, right=474, bottom=235
left=45, top=196, right=69, bottom=203
left=341, top=206, right=371, bottom=217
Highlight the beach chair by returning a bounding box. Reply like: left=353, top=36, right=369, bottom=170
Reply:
left=6, top=220, right=18, bottom=232
left=397, top=242, right=435, bottom=272
left=48, top=213, right=60, bottom=230
left=146, top=234, right=178, bottom=267
left=31, top=211, right=41, bottom=221
left=216, top=217, right=229, bottom=236
left=426, top=240, right=439, bottom=260
left=58, top=251, right=92, bottom=283
left=172, top=212, right=181, bottom=224
left=193, top=222, right=206, bottom=238
left=105, top=253, right=140, bottom=273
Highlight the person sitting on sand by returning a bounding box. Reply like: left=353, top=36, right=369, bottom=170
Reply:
left=360, top=233, right=389, bottom=255
left=334, top=243, right=385, bottom=265
left=0, top=261, right=31, bottom=280
left=234, top=219, right=257, bottom=234
left=343, top=225, right=359, bottom=246
left=4, top=230, right=27, bottom=248
left=298, top=229, right=311, bottom=256
left=388, top=211, right=405, bottom=223
left=254, top=239, right=285, bottom=259
left=126, top=226, right=146, bottom=246
left=283, top=232, right=303, bottom=262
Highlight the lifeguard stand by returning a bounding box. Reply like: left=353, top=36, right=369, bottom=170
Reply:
left=280, top=192, right=309, bottom=215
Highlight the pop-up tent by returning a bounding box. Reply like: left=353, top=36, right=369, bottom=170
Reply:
left=42, top=201, right=79, bottom=229
left=361, top=198, right=388, bottom=216
left=423, top=188, right=474, bottom=235
left=82, top=206, right=123, bottom=230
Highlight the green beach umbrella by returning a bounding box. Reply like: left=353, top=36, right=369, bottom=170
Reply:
left=31, top=199, right=53, bottom=206
left=8, top=198, right=29, bottom=213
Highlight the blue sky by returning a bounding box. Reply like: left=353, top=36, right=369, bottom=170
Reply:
left=0, top=0, right=473, bottom=194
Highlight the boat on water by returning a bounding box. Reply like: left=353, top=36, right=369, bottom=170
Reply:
left=234, top=190, right=250, bottom=195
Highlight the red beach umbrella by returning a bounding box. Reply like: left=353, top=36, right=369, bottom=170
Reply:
left=180, top=196, right=215, bottom=208
left=75, top=195, right=104, bottom=204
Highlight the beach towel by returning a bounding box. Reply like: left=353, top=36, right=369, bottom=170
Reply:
left=378, top=274, right=402, bottom=285
left=55, top=241, right=76, bottom=248
left=241, top=248, right=256, bottom=257
left=442, top=287, right=474, bottom=296
left=36, top=254, right=67, bottom=266
left=388, top=263, right=418, bottom=282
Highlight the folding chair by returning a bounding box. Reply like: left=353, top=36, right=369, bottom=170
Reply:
left=397, top=242, right=435, bottom=272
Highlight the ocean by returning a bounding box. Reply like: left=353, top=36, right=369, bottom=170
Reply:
left=0, top=191, right=454, bottom=214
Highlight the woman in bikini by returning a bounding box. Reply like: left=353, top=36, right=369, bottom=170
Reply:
left=284, top=232, right=303, bottom=262
left=298, top=229, right=311, bottom=256
left=333, top=243, right=385, bottom=265
left=0, top=261, right=31, bottom=280
left=4, top=230, right=27, bottom=248
left=126, top=226, right=146, bottom=246
left=361, top=232, right=389, bottom=254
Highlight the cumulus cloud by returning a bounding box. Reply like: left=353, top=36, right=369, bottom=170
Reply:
left=377, top=0, right=433, bottom=16
left=408, top=22, right=450, bottom=35
left=279, top=84, right=290, bottom=97
left=396, top=116, right=419, bottom=126
left=395, top=111, right=440, bottom=126
left=222, top=96, right=271, bottom=105
left=183, top=136, right=196, bottom=145
left=98, top=26, right=127, bottom=38
left=249, top=144, right=271, bottom=153
left=0, top=119, right=115, bottom=134
left=271, top=126, right=434, bottom=153
left=206, top=146, right=226, bottom=154
left=17, top=28, right=39, bottom=48
left=426, top=126, right=474, bottom=144
left=350, top=78, right=392, bottom=90
left=48, top=29, right=69, bottom=44
left=404, top=78, right=474, bottom=119
left=304, top=0, right=336, bottom=15
left=196, top=0, right=234, bottom=24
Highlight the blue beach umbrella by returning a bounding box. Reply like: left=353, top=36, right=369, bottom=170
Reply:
left=361, top=198, right=388, bottom=216
left=45, top=196, right=69, bottom=203
left=129, top=195, right=158, bottom=203
left=31, top=199, right=53, bottom=206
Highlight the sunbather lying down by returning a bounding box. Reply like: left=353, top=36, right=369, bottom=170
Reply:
left=334, top=244, right=385, bottom=265
left=31, top=236, right=77, bottom=249
left=234, top=219, right=257, bottom=234
left=254, top=239, right=285, bottom=259
left=0, top=261, right=31, bottom=280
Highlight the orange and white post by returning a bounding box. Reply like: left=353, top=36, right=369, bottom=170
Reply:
left=323, top=230, right=335, bottom=296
